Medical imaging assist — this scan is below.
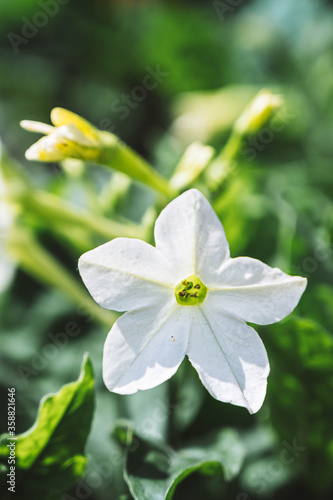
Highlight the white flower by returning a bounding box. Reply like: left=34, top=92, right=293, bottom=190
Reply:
left=78, top=189, right=306, bottom=413
left=21, top=108, right=102, bottom=162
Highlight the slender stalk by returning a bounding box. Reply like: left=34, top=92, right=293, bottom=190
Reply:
left=99, top=134, right=177, bottom=198
left=99, top=172, right=132, bottom=214
left=204, top=131, right=243, bottom=191
left=20, top=188, right=145, bottom=241
left=7, top=228, right=116, bottom=328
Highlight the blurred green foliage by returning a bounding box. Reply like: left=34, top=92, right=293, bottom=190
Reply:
left=122, top=427, right=245, bottom=500
left=0, top=354, right=94, bottom=499
left=1, top=0, right=333, bottom=499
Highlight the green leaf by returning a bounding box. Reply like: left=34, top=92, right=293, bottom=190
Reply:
left=124, top=428, right=246, bottom=500
left=0, top=353, right=95, bottom=499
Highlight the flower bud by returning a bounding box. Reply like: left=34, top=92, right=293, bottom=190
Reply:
left=235, top=90, right=283, bottom=135
left=21, top=108, right=102, bottom=162
left=21, top=108, right=175, bottom=196
left=170, top=142, right=214, bottom=190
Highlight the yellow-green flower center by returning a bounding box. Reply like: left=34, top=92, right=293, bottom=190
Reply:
left=174, top=275, right=208, bottom=306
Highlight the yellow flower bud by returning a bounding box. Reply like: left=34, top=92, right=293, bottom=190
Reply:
left=235, top=90, right=283, bottom=135
left=21, top=108, right=175, bottom=196
left=21, top=108, right=102, bottom=162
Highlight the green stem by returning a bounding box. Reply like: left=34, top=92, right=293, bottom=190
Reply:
left=204, top=130, right=243, bottom=191
left=20, top=189, right=145, bottom=241
left=99, top=172, right=132, bottom=214
left=99, top=134, right=177, bottom=198
left=7, top=228, right=116, bottom=328
left=219, top=131, right=243, bottom=163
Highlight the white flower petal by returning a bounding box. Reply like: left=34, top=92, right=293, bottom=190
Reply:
left=187, top=306, right=269, bottom=413
left=208, top=257, right=307, bottom=325
left=154, top=189, right=230, bottom=283
left=79, top=238, right=177, bottom=312
left=20, top=120, right=55, bottom=135
left=25, top=132, right=66, bottom=162
left=57, top=123, right=94, bottom=146
left=103, top=301, right=189, bottom=394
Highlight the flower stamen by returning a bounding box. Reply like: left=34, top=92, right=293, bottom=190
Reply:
left=175, top=275, right=207, bottom=306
